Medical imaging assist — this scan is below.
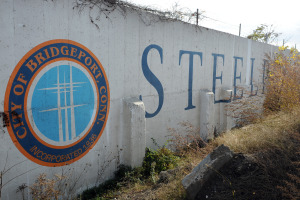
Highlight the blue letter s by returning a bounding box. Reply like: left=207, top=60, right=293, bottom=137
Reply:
left=140, top=45, right=164, bottom=118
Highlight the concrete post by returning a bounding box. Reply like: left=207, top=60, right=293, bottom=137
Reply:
left=220, top=89, right=233, bottom=131
left=123, top=97, right=146, bottom=167
left=200, top=90, right=214, bottom=141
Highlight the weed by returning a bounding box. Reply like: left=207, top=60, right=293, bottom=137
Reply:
left=264, top=46, right=300, bottom=113
left=0, top=156, right=40, bottom=200
left=225, top=93, right=264, bottom=127
left=168, top=121, right=206, bottom=156
left=80, top=139, right=180, bottom=199
left=142, top=147, right=180, bottom=177
left=115, top=165, right=143, bottom=184
left=80, top=164, right=145, bottom=200
left=16, top=183, right=27, bottom=200
left=30, top=173, right=65, bottom=200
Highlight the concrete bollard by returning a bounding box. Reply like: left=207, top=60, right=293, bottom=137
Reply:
left=220, top=89, right=233, bottom=131
left=200, top=90, right=214, bottom=141
left=123, top=97, right=146, bottom=167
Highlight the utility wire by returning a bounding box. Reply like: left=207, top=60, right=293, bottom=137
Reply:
left=201, top=14, right=239, bottom=28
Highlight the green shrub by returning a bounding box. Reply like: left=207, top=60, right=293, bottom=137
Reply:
left=142, top=147, right=180, bottom=176
left=80, top=140, right=180, bottom=199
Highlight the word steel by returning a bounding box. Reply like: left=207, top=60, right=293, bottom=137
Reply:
left=140, top=44, right=267, bottom=118
left=4, top=40, right=110, bottom=167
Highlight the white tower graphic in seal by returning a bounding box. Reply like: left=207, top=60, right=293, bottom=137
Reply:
left=27, top=60, right=97, bottom=146
left=38, top=65, right=87, bottom=142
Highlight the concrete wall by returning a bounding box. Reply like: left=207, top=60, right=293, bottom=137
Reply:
left=0, top=0, right=274, bottom=199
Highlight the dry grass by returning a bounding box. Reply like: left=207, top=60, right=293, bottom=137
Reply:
left=114, top=108, right=300, bottom=200
left=168, top=121, right=207, bottom=156
left=225, top=93, right=265, bottom=127
left=114, top=144, right=215, bottom=200
left=213, top=108, right=300, bottom=154
left=84, top=106, right=300, bottom=200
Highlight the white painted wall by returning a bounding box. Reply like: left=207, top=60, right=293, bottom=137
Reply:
left=0, top=0, right=275, bottom=199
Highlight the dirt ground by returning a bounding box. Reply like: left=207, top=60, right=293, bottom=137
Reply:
left=117, top=131, right=300, bottom=200
left=196, top=132, right=300, bottom=200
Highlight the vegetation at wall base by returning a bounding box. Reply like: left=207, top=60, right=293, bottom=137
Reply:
left=78, top=108, right=300, bottom=200
left=264, top=46, right=300, bottom=113
left=30, top=173, right=65, bottom=200
left=80, top=144, right=181, bottom=200
left=77, top=46, right=300, bottom=200
left=142, top=147, right=180, bottom=177
left=79, top=165, right=143, bottom=200
left=204, top=109, right=300, bottom=199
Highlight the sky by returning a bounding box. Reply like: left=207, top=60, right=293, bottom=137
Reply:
left=126, top=0, right=300, bottom=48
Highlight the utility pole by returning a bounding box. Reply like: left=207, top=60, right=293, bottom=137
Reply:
left=239, top=23, right=241, bottom=36
left=196, top=9, right=199, bottom=25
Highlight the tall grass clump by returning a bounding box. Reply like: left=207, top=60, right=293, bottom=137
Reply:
left=264, top=46, right=300, bottom=113
left=213, top=108, right=300, bottom=154
left=226, top=46, right=300, bottom=127
left=216, top=45, right=300, bottom=152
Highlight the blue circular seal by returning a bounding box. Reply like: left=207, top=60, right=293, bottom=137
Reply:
left=5, top=40, right=110, bottom=167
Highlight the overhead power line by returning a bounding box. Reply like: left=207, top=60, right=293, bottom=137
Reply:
left=201, top=14, right=239, bottom=28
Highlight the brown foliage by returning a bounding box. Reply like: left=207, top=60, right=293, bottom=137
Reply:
left=168, top=121, right=206, bottom=156
left=30, top=173, right=65, bottom=200
left=264, top=46, right=300, bottom=113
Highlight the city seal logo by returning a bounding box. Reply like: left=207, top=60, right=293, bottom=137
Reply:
left=4, top=39, right=110, bottom=167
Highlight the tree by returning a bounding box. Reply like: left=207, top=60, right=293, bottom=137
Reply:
left=247, top=24, right=281, bottom=44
